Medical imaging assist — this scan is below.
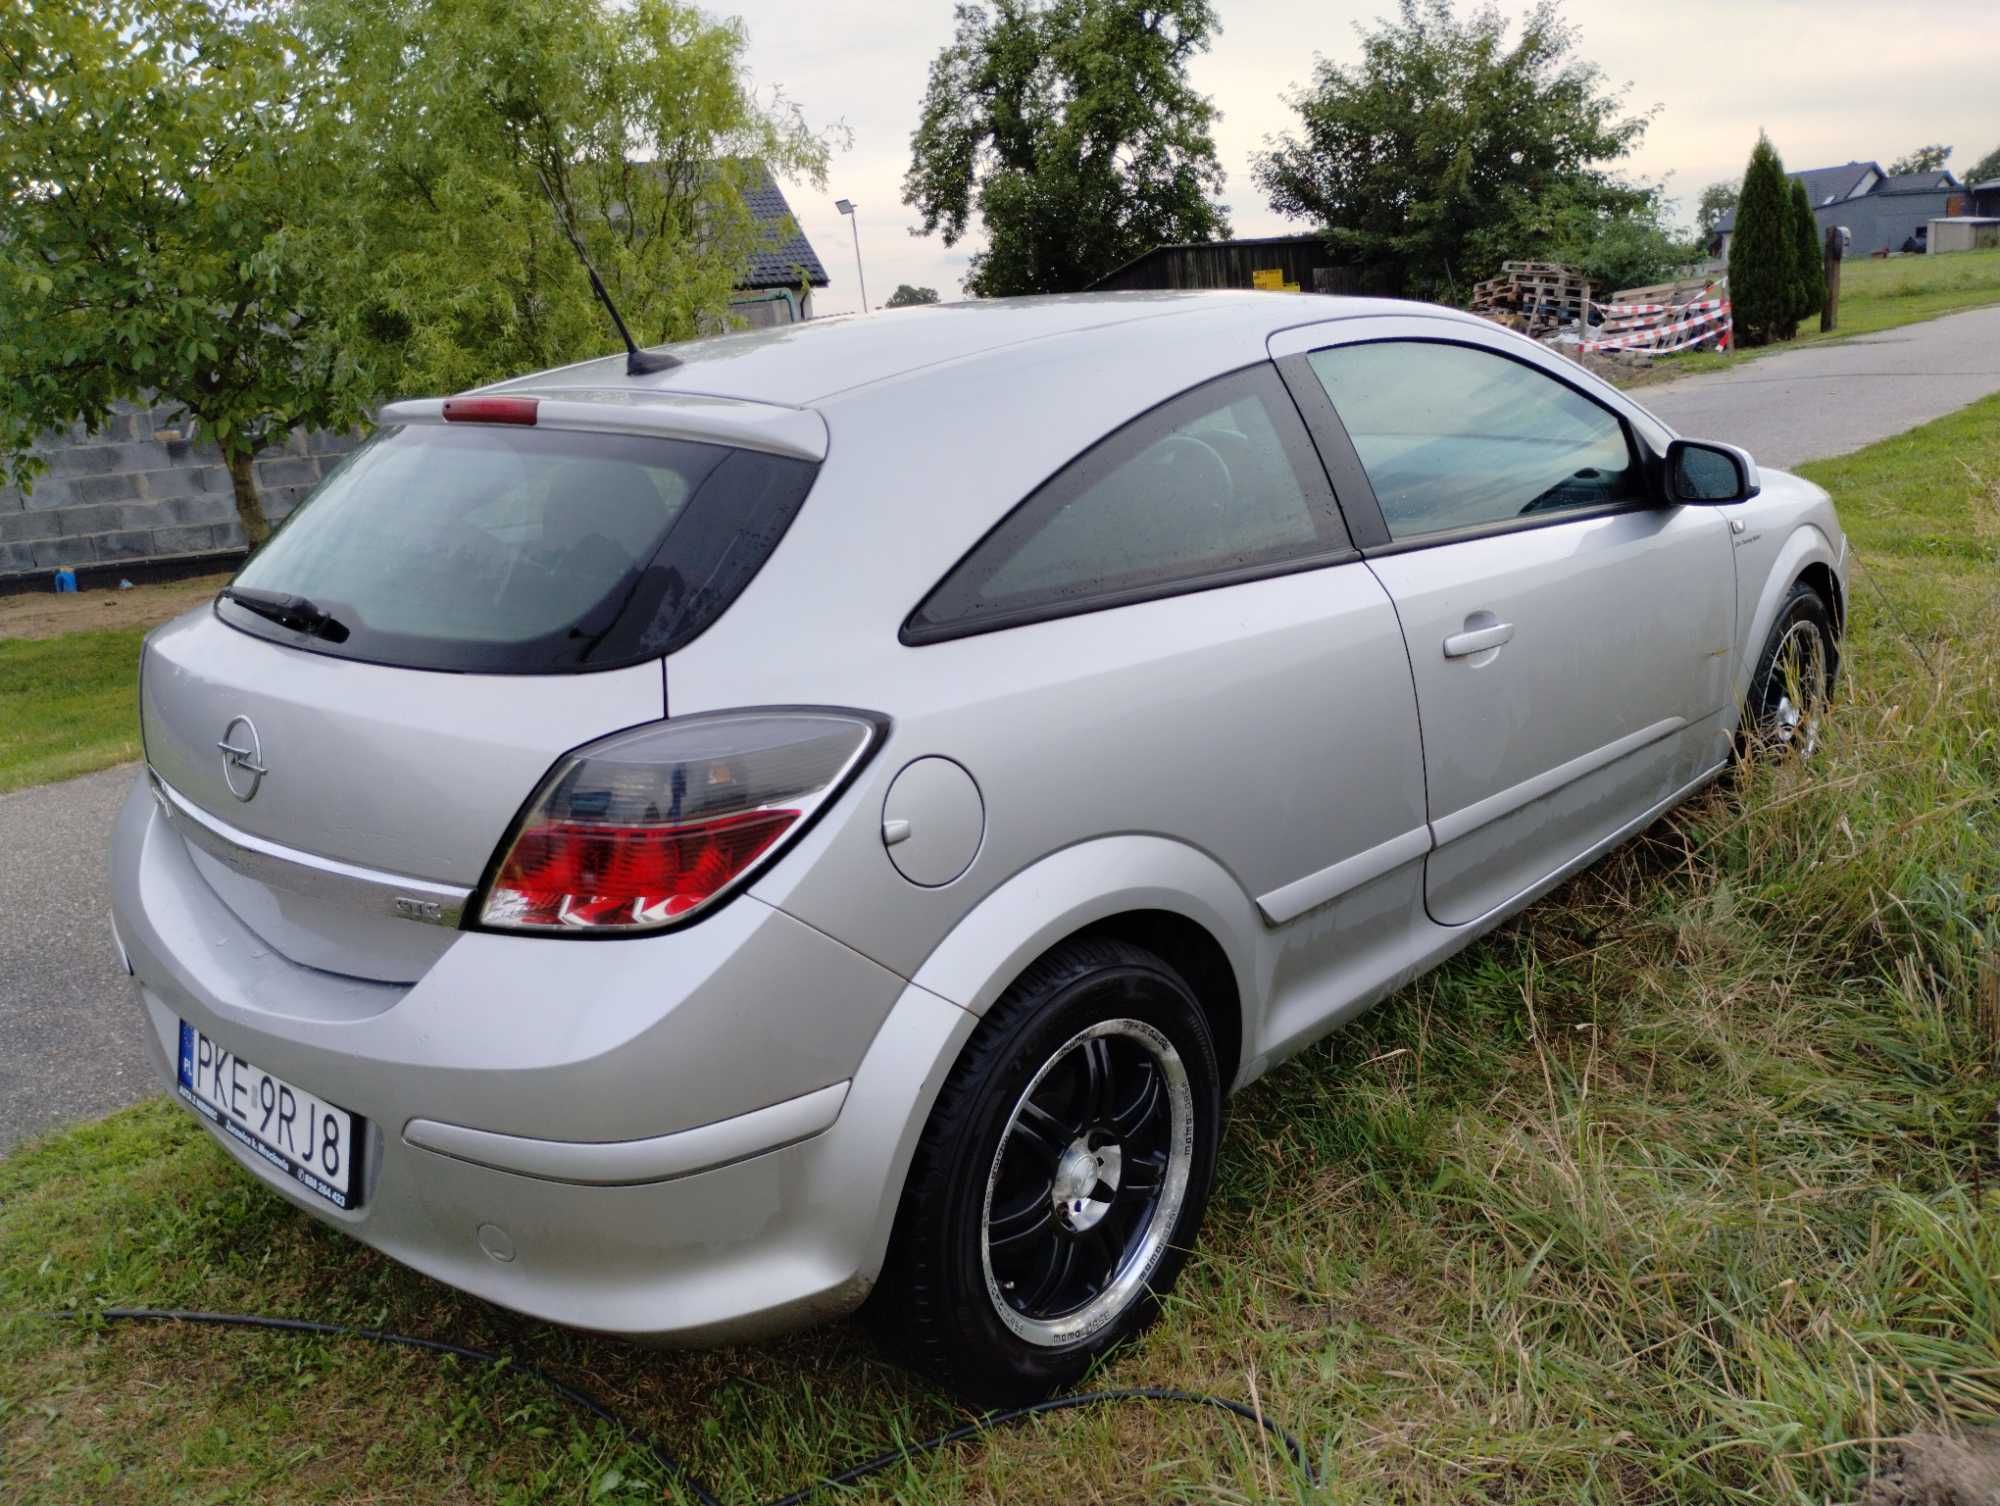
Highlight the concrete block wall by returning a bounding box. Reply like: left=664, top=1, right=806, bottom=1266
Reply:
left=0, top=400, right=360, bottom=583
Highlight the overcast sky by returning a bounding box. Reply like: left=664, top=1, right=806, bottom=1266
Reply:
left=723, top=0, right=2000, bottom=317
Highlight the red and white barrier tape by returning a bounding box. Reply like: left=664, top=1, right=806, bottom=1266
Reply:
left=1593, top=298, right=1730, bottom=336
left=1580, top=302, right=1732, bottom=354
left=1593, top=295, right=1727, bottom=319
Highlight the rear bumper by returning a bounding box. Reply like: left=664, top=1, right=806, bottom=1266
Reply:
left=111, top=774, right=977, bottom=1343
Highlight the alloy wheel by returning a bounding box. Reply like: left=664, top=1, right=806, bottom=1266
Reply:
left=980, top=1018, right=1193, bottom=1347
left=1767, top=617, right=1829, bottom=756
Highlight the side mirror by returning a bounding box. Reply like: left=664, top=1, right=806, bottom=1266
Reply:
left=1665, top=438, right=1760, bottom=504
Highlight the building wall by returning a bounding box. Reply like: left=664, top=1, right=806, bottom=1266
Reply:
left=1929, top=220, right=2000, bottom=254
left=1817, top=191, right=1956, bottom=255
left=725, top=287, right=814, bottom=327
left=0, top=401, right=359, bottom=586
left=1090, top=239, right=1400, bottom=296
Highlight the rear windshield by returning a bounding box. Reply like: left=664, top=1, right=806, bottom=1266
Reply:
left=219, top=424, right=817, bottom=673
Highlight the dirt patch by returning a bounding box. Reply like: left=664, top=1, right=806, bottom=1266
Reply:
left=0, top=574, right=230, bottom=641
left=1854, top=1430, right=2000, bottom=1506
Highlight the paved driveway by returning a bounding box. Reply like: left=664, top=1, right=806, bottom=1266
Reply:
left=8, top=304, right=2000, bottom=1155
left=0, top=764, right=155, bottom=1153
left=1636, top=304, right=2000, bottom=470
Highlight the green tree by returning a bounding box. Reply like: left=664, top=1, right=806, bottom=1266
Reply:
left=1728, top=134, right=1795, bottom=347
left=1253, top=0, right=1652, bottom=302
left=296, top=0, right=832, bottom=396
left=1545, top=184, right=1697, bottom=293
left=1966, top=144, right=2000, bottom=184
left=1886, top=144, right=1951, bottom=175
left=1696, top=181, right=1739, bottom=235
left=884, top=284, right=942, bottom=306
left=1788, top=176, right=1824, bottom=325
left=904, top=0, right=1230, bottom=298
left=0, top=0, right=371, bottom=543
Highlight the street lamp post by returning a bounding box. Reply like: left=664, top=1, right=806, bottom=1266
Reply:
left=834, top=198, right=869, bottom=313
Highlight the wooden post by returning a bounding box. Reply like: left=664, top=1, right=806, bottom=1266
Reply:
left=1821, top=226, right=1842, bottom=333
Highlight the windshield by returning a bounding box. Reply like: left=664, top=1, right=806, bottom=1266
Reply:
left=221, top=423, right=817, bottom=673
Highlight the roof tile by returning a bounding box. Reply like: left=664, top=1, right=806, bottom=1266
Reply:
left=737, top=172, right=829, bottom=289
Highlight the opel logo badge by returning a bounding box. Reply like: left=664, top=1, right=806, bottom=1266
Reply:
left=217, top=715, right=268, bottom=801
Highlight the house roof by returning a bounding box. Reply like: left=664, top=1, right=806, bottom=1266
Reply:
left=1713, top=160, right=1893, bottom=234
left=1794, top=161, right=1883, bottom=207
left=737, top=171, right=829, bottom=290
left=1875, top=170, right=1961, bottom=195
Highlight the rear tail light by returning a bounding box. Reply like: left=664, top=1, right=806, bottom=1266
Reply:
left=475, top=709, right=885, bottom=934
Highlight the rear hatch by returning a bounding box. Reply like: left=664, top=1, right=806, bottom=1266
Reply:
left=141, top=392, right=825, bottom=984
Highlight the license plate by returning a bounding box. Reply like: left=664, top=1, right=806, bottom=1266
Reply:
left=176, top=1022, right=362, bottom=1210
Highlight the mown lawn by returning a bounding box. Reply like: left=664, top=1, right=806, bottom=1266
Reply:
left=4, top=399, right=2000, bottom=1503
left=0, top=628, right=149, bottom=794
left=1628, top=245, right=2000, bottom=386
left=0, top=574, right=228, bottom=794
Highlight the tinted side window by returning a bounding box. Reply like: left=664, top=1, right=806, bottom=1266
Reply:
left=907, top=365, right=1347, bottom=640
left=1306, top=341, right=1642, bottom=541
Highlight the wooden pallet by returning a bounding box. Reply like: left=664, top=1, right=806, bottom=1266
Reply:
left=1607, top=275, right=1717, bottom=306
left=1470, top=260, right=1592, bottom=336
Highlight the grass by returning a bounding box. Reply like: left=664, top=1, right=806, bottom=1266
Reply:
left=0, top=628, right=149, bottom=794
left=1622, top=246, right=2000, bottom=387
left=0, top=573, right=230, bottom=795
left=5, top=397, right=2000, bottom=1502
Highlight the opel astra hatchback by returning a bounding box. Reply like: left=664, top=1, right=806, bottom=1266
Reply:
left=112, top=292, right=1846, bottom=1401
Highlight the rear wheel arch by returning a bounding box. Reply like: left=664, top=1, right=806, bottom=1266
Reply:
left=1070, top=910, right=1243, bottom=1093
left=906, top=836, right=1261, bottom=1077
left=918, top=905, right=1246, bottom=1103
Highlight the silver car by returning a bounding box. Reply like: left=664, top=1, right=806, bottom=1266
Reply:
left=110, top=292, right=1846, bottom=1402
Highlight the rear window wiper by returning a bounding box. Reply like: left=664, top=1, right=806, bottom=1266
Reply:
left=218, top=585, right=351, bottom=643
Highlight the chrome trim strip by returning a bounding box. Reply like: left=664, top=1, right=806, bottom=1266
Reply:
left=402, top=1081, right=851, bottom=1186
left=1429, top=716, right=1688, bottom=848
left=150, top=770, right=471, bottom=929
left=1256, top=824, right=1432, bottom=926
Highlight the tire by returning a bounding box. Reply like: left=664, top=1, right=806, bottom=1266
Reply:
left=1744, top=582, right=1839, bottom=757
left=870, top=937, right=1222, bottom=1404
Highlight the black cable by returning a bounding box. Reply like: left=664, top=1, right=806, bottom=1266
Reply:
left=48, top=1307, right=1317, bottom=1505
left=1850, top=551, right=1941, bottom=680
left=51, top=1307, right=727, bottom=1506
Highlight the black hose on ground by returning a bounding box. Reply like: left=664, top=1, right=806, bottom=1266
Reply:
left=49, top=1307, right=1317, bottom=1506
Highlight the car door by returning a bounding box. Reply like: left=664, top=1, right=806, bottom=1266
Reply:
left=1271, top=318, right=1737, bottom=927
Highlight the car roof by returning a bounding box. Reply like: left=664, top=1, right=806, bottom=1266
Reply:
left=484, top=291, right=1469, bottom=410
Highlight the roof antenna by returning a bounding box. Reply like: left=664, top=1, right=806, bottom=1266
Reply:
left=532, top=166, right=680, bottom=376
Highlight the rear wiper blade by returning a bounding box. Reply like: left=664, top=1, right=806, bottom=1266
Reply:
left=218, top=585, right=351, bottom=643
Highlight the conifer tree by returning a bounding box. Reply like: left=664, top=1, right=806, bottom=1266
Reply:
left=1789, top=177, right=1824, bottom=326
left=1727, top=134, right=1795, bottom=346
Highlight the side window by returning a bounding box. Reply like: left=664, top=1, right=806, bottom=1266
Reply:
left=906, top=365, right=1347, bottom=640
left=1306, top=341, right=1642, bottom=541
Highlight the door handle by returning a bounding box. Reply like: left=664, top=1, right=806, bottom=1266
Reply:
left=1442, top=621, right=1514, bottom=658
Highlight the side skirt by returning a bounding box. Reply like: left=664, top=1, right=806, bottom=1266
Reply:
left=1243, top=759, right=1729, bottom=1084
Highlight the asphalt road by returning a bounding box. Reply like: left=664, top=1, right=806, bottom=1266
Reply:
left=6, top=304, right=2000, bottom=1155
left=1638, top=304, right=2000, bottom=470
left=0, top=764, right=156, bottom=1152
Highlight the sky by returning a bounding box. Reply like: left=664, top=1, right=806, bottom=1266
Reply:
left=721, top=0, right=2000, bottom=318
